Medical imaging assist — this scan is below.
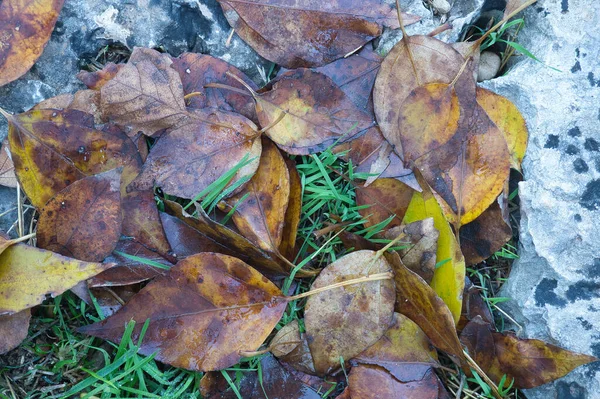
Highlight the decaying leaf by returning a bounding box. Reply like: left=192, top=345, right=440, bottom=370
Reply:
left=80, top=253, right=287, bottom=371
left=385, top=252, right=465, bottom=365
left=305, top=250, right=395, bottom=375
left=384, top=219, right=439, bottom=284
left=0, top=309, right=31, bottom=354
left=3, top=108, right=139, bottom=209
left=270, top=319, right=303, bottom=358
left=220, top=138, right=290, bottom=251
left=129, top=110, right=261, bottom=199
left=346, top=365, right=443, bottom=399
left=279, top=157, right=302, bottom=261
left=218, top=0, right=418, bottom=68
left=457, top=277, right=494, bottom=333
left=355, top=178, right=414, bottom=229
left=0, top=0, right=65, bottom=86
left=251, top=69, right=375, bottom=155
left=171, top=52, right=258, bottom=122
left=402, top=190, right=465, bottom=324
left=37, top=169, right=123, bottom=262
left=89, top=285, right=139, bottom=318
left=0, top=139, right=17, bottom=188
left=77, top=63, right=125, bottom=90
left=0, top=244, right=115, bottom=314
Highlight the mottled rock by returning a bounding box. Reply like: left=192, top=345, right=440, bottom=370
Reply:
left=483, top=1, right=600, bottom=397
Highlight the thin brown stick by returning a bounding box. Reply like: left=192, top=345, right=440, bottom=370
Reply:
left=183, top=92, right=204, bottom=101
left=463, top=350, right=503, bottom=399
left=285, top=272, right=393, bottom=301
left=204, top=82, right=251, bottom=97
left=427, top=23, right=452, bottom=37
left=9, top=232, right=36, bottom=244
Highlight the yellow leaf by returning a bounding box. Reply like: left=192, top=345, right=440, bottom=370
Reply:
left=402, top=191, right=465, bottom=324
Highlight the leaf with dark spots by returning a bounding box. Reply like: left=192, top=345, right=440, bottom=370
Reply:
left=0, top=309, right=31, bottom=354
left=272, top=321, right=318, bottom=375
left=352, top=313, right=439, bottom=382
left=34, top=90, right=105, bottom=125
left=90, top=239, right=171, bottom=287
left=171, top=52, right=258, bottom=122
left=279, top=157, right=302, bottom=261
left=164, top=200, right=307, bottom=277
left=77, top=63, right=125, bottom=90
left=100, top=47, right=188, bottom=137
left=459, top=198, right=512, bottom=266
left=338, top=230, right=382, bottom=252
left=457, top=277, right=494, bottom=333
left=89, top=285, right=139, bottom=318
left=384, top=219, right=439, bottom=284
left=459, top=316, right=496, bottom=372
left=0, top=0, right=65, bottom=86
left=385, top=252, right=465, bottom=365
left=37, top=169, right=123, bottom=262
left=251, top=69, right=375, bottom=155
left=129, top=110, right=261, bottom=199
left=305, top=250, right=395, bottom=375
left=355, top=178, right=415, bottom=229
left=3, top=108, right=140, bottom=209
left=0, top=243, right=116, bottom=314
left=0, top=139, right=17, bottom=188
left=220, top=138, right=290, bottom=252
left=79, top=253, right=287, bottom=371
left=218, top=0, right=418, bottom=68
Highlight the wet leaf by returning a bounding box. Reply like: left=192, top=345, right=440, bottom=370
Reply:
left=476, top=87, right=528, bottom=171
left=37, top=169, right=123, bottom=262
left=279, top=157, right=302, bottom=261
left=270, top=319, right=303, bottom=358
left=220, top=138, right=290, bottom=251
left=0, top=244, right=115, bottom=314
left=129, top=110, right=261, bottom=199
left=346, top=365, right=442, bottom=399
left=77, top=63, right=125, bottom=90
left=80, top=253, right=287, bottom=371
left=34, top=89, right=104, bottom=124
left=402, top=190, right=465, bottom=323
left=355, top=178, right=414, bottom=229
left=171, top=52, right=258, bottom=122
left=385, top=252, right=465, bottom=364
left=3, top=108, right=139, bottom=209
left=305, top=250, right=395, bottom=375
left=272, top=320, right=318, bottom=375
left=0, top=139, right=17, bottom=188
left=218, top=0, right=418, bottom=68
left=252, top=69, right=374, bottom=155
left=0, top=0, right=65, bottom=86
left=384, top=219, right=439, bottom=284
left=0, top=309, right=31, bottom=354
left=100, top=47, right=188, bottom=137
left=352, top=313, right=439, bottom=382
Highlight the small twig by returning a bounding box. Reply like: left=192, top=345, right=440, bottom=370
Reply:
left=285, top=272, right=393, bottom=301
left=463, top=350, right=503, bottom=399
left=427, top=23, right=452, bottom=37
left=16, top=183, right=23, bottom=237
left=226, top=28, right=235, bottom=47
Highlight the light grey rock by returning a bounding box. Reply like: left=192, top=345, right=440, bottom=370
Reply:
left=0, top=186, right=17, bottom=238
left=478, top=51, right=502, bottom=81
left=482, top=1, right=600, bottom=397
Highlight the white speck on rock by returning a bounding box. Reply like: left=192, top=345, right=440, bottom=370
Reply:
left=94, top=6, right=131, bottom=45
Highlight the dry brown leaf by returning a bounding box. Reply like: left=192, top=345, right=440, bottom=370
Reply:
left=0, top=139, right=17, bottom=188
left=0, top=309, right=31, bottom=354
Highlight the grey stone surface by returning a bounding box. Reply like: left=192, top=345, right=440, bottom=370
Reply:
left=482, top=1, right=600, bottom=397
left=0, top=186, right=17, bottom=238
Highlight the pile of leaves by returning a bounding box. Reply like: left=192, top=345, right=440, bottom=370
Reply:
left=0, top=0, right=597, bottom=397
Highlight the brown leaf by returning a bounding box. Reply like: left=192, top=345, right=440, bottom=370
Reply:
left=79, top=253, right=287, bottom=371
left=37, top=169, right=123, bottom=262
left=305, top=250, right=395, bottom=375
left=34, top=90, right=105, bottom=124
left=253, top=69, right=374, bottom=155
left=0, top=0, right=65, bottom=86
left=218, top=0, right=418, bottom=68
left=221, top=138, right=290, bottom=251
left=457, top=277, right=494, bottom=333
left=0, top=309, right=31, bottom=354
left=355, top=178, right=414, bottom=229
left=279, top=157, right=302, bottom=261
left=130, top=110, right=261, bottom=199
left=347, top=365, right=441, bottom=399
left=0, top=139, right=17, bottom=188
left=353, top=313, right=439, bottom=382
left=3, top=108, right=140, bottom=209
left=171, top=52, right=258, bottom=122
left=164, top=200, right=306, bottom=277
left=100, top=47, right=188, bottom=137
left=0, top=244, right=115, bottom=314
left=459, top=316, right=496, bottom=373
left=77, top=63, right=125, bottom=90
left=385, top=252, right=465, bottom=364
left=384, top=219, right=439, bottom=284
left=90, top=285, right=139, bottom=317
left=270, top=319, right=303, bottom=358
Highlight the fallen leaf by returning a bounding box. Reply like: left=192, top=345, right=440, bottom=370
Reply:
left=0, top=0, right=65, bottom=86
left=384, top=219, right=439, bottom=284
left=402, top=190, right=465, bottom=324
left=279, top=157, right=302, bottom=261
left=220, top=138, right=290, bottom=251
left=77, top=63, right=125, bottom=90
left=355, top=178, right=414, bottom=229
left=0, top=309, right=31, bottom=354
left=129, top=110, right=261, bottom=199
left=80, top=253, right=287, bottom=371
left=0, top=244, right=115, bottom=314
left=503, top=0, right=533, bottom=18
left=37, top=169, right=123, bottom=262
left=459, top=316, right=496, bottom=372
left=305, top=250, right=395, bottom=375
left=34, top=90, right=105, bottom=124
left=476, top=87, right=528, bottom=171
left=3, top=108, right=139, bottom=209
left=100, top=47, right=188, bottom=137
left=171, top=52, right=258, bottom=122
left=0, top=139, right=17, bottom=188
left=352, top=313, right=439, bottom=382
left=251, top=69, right=374, bottom=155
left=347, top=365, right=441, bottom=399
left=270, top=319, right=303, bottom=358
left=89, top=285, right=139, bottom=318
left=385, top=252, right=465, bottom=365
left=218, top=0, right=418, bottom=68
left=457, top=277, right=494, bottom=333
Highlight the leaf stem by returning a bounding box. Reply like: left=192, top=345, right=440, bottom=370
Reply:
left=9, top=232, right=36, bottom=244
left=396, top=0, right=421, bottom=85
left=204, top=82, right=252, bottom=97
left=284, top=272, right=393, bottom=301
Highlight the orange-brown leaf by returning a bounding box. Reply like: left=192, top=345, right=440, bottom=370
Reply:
left=0, top=309, right=31, bottom=354
left=355, top=178, right=415, bottom=229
